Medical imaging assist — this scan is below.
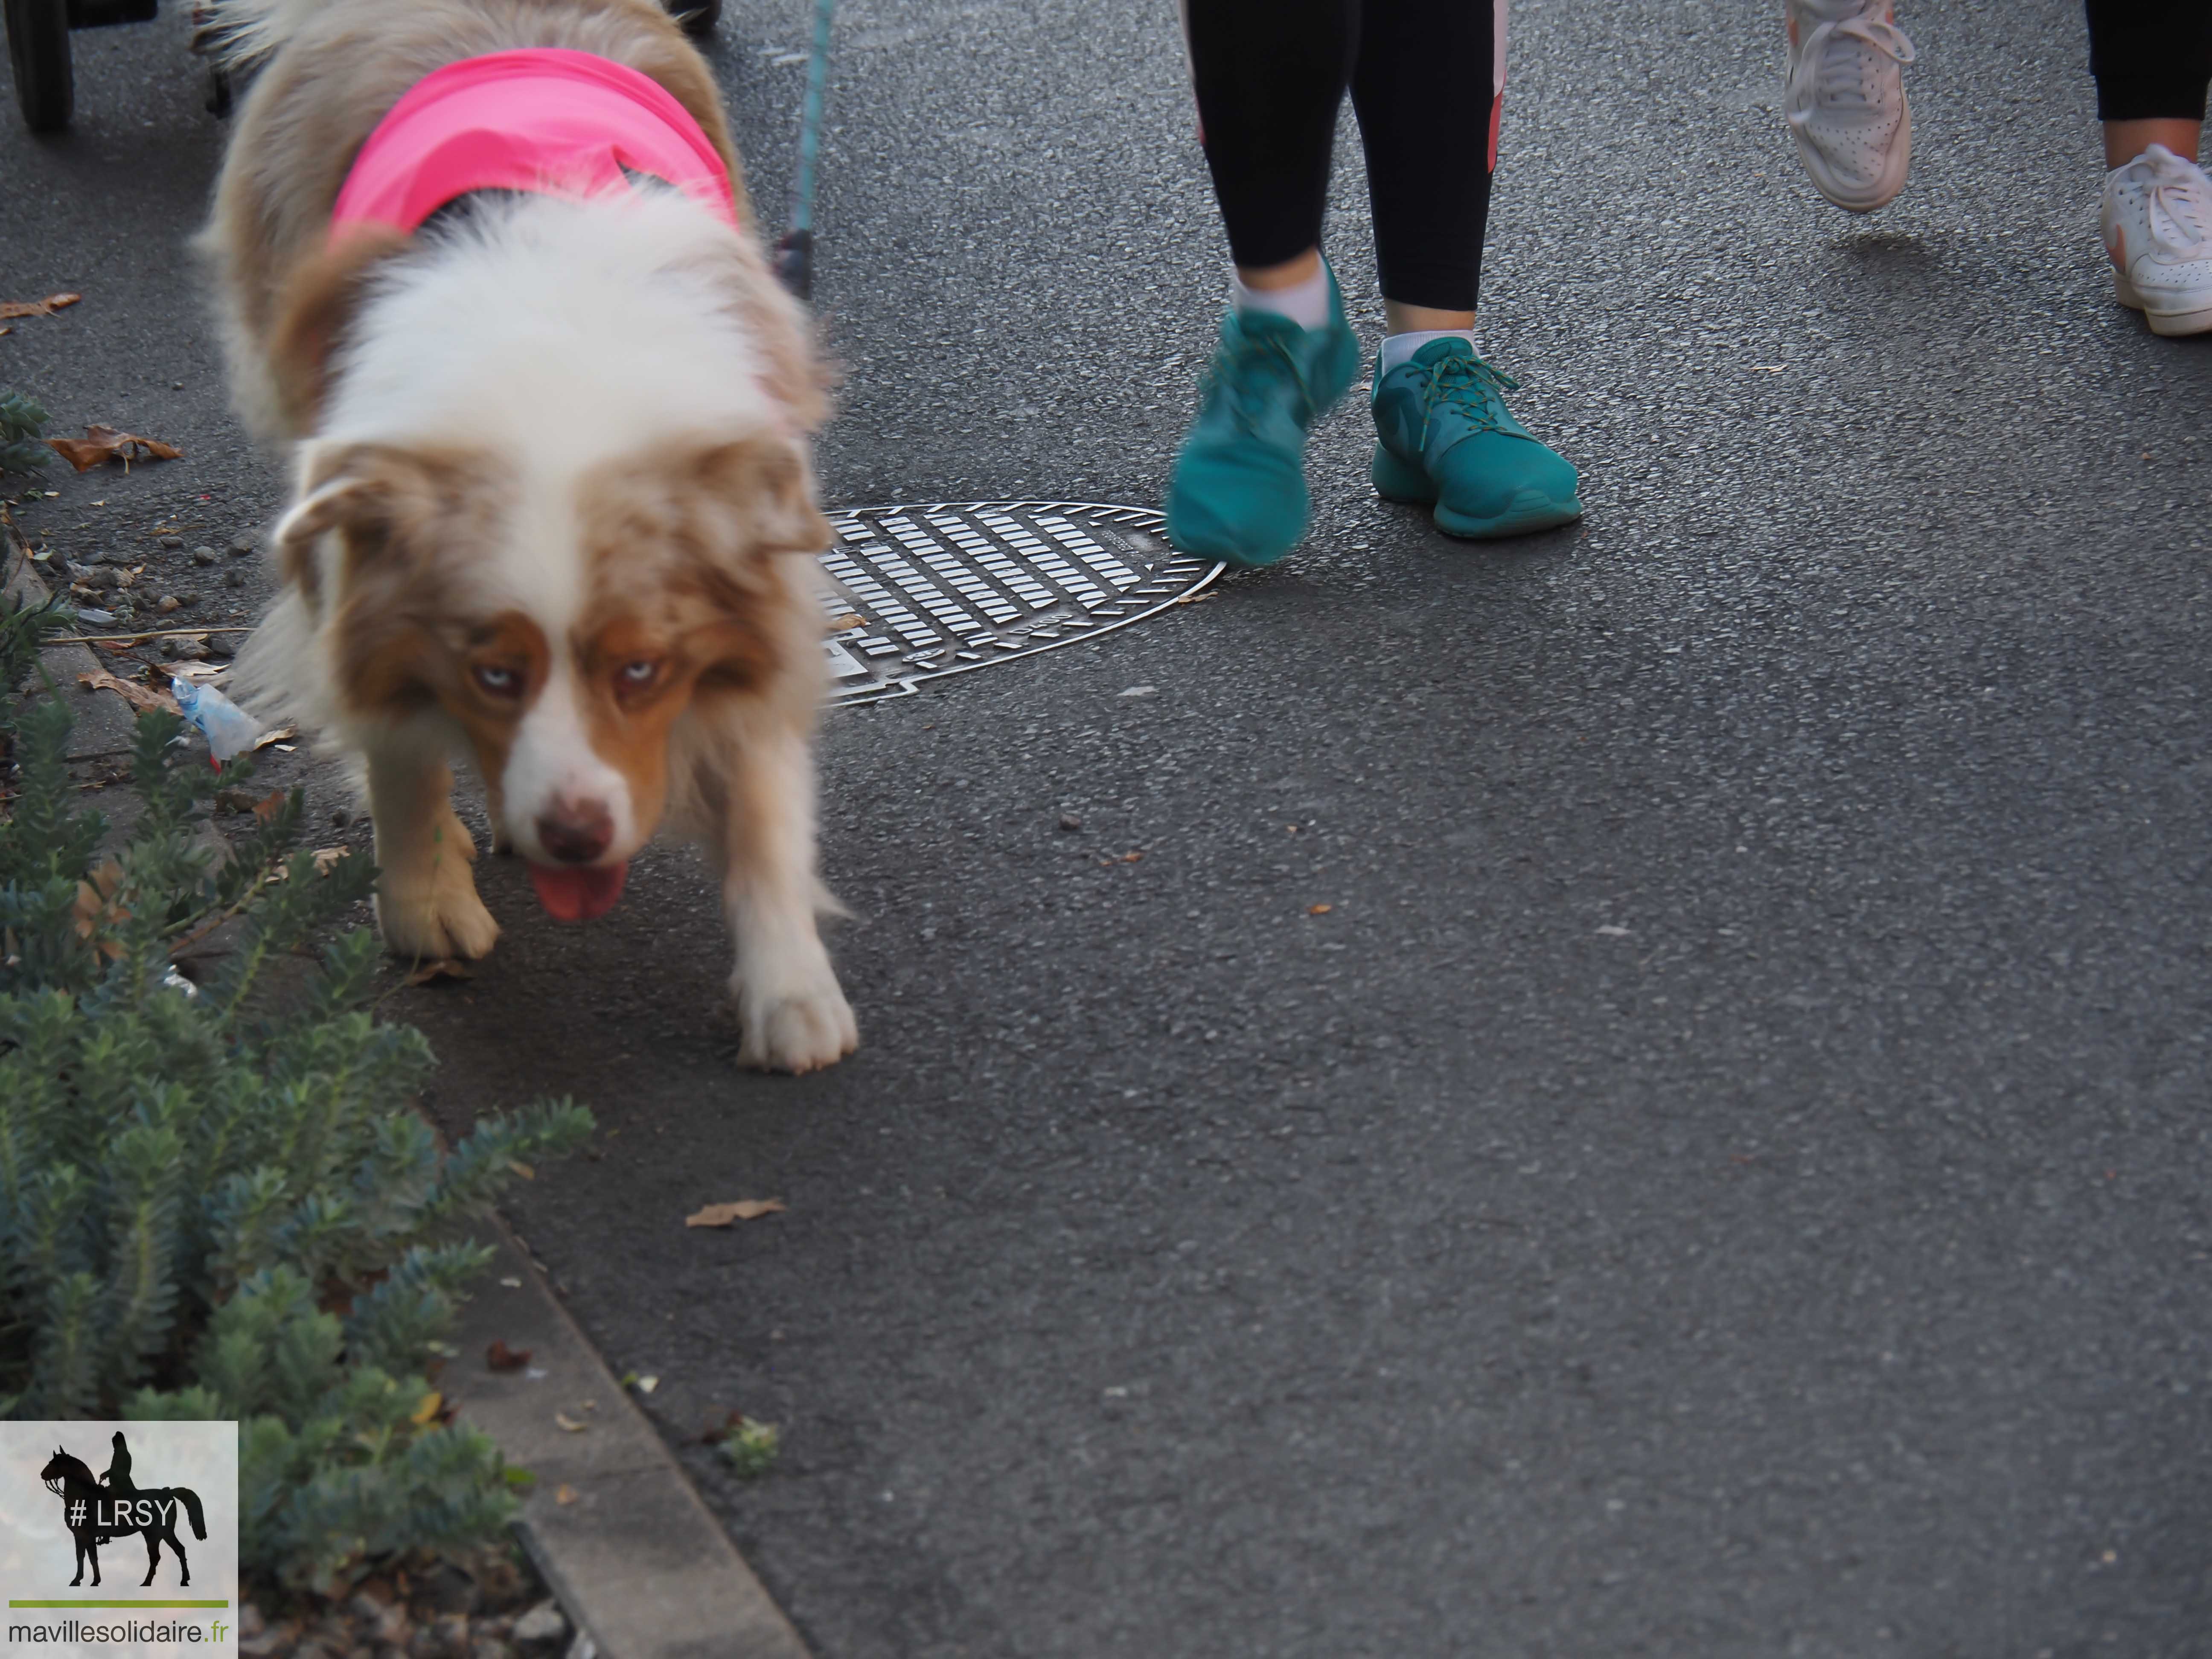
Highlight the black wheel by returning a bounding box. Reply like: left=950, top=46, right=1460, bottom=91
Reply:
left=5, top=0, right=72, bottom=132
left=669, top=0, right=719, bottom=38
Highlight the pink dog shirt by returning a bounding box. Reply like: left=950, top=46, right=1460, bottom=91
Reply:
left=329, top=47, right=739, bottom=240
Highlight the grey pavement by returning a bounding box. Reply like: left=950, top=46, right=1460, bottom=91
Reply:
left=7, top=0, right=2212, bottom=1654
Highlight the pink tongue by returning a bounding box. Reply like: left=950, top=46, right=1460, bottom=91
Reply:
left=529, top=861, right=630, bottom=923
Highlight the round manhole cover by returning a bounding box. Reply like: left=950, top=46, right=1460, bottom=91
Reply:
left=813, top=502, right=1221, bottom=704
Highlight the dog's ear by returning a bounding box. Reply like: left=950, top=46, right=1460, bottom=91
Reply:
left=273, top=442, right=493, bottom=604
left=273, top=445, right=398, bottom=602
left=693, top=433, right=833, bottom=558
left=268, top=229, right=414, bottom=432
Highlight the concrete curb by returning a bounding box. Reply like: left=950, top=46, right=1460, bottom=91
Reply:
left=3, top=521, right=143, bottom=764
left=450, top=1217, right=812, bottom=1659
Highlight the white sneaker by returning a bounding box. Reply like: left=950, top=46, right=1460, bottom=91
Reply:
left=1782, top=0, right=1916, bottom=212
left=2100, top=144, right=2212, bottom=337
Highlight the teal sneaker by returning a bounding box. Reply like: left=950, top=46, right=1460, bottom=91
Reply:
left=1370, top=338, right=1583, bottom=539
left=1164, top=273, right=1359, bottom=568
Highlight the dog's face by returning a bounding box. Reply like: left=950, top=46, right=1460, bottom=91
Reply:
left=276, top=430, right=828, bottom=915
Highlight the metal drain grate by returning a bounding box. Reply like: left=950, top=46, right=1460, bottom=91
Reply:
left=812, top=502, right=1221, bottom=704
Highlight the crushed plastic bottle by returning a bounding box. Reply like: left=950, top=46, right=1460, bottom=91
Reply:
left=170, top=676, right=263, bottom=767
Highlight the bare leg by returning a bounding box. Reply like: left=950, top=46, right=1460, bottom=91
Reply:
left=2106, top=117, right=2204, bottom=168
left=1384, top=301, right=1477, bottom=334
left=1235, top=247, right=1322, bottom=292
left=1246, top=259, right=1479, bottom=336
left=363, top=743, right=501, bottom=961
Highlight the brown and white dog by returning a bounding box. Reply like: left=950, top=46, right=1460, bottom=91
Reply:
left=200, top=0, right=856, bottom=1071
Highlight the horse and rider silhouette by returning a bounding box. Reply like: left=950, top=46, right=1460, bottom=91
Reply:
left=38, top=1433, right=208, bottom=1589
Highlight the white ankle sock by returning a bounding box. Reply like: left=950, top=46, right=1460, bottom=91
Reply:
left=1233, top=264, right=1332, bottom=330
left=1380, top=329, right=1478, bottom=373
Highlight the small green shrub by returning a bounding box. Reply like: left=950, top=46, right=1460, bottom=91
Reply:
left=715, top=1417, right=780, bottom=1480
left=0, top=389, right=51, bottom=482
left=0, top=595, right=594, bottom=1592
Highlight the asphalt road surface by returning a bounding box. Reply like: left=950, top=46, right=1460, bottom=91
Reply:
left=8, top=1, right=2212, bottom=1654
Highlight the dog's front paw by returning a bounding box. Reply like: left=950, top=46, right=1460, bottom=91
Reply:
left=734, top=966, right=857, bottom=1074
left=377, top=858, right=501, bottom=961
left=434, top=806, right=480, bottom=862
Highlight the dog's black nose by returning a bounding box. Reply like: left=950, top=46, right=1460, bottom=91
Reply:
left=537, top=803, right=613, bottom=864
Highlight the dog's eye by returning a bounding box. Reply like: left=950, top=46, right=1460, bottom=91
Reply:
left=474, top=664, right=522, bottom=696
left=619, top=660, right=659, bottom=687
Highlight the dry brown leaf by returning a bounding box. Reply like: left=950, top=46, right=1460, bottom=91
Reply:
left=554, top=1484, right=579, bottom=1506
left=311, top=847, right=349, bottom=875
left=553, top=1412, right=588, bottom=1434
left=47, top=425, right=184, bottom=473
left=409, top=1391, right=443, bottom=1427
left=73, top=862, right=130, bottom=962
left=250, top=788, right=288, bottom=826
left=1308, top=903, right=1333, bottom=915
left=250, top=724, right=298, bottom=752
left=0, top=292, right=81, bottom=320
left=72, top=885, right=108, bottom=938
left=404, top=957, right=474, bottom=987
left=78, top=668, right=179, bottom=716
left=485, top=1339, right=532, bottom=1374
left=686, top=1198, right=788, bottom=1228
left=508, top=1160, right=535, bottom=1181
left=827, top=612, right=864, bottom=632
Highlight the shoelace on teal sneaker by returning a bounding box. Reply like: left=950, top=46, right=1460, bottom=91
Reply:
left=1417, top=352, right=1522, bottom=450
left=1203, top=329, right=1326, bottom=435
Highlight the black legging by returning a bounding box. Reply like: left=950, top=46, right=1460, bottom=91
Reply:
left=1183, top=0, right=1504, bottom=313
left=2087, top=0, right=2212, bottom=123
